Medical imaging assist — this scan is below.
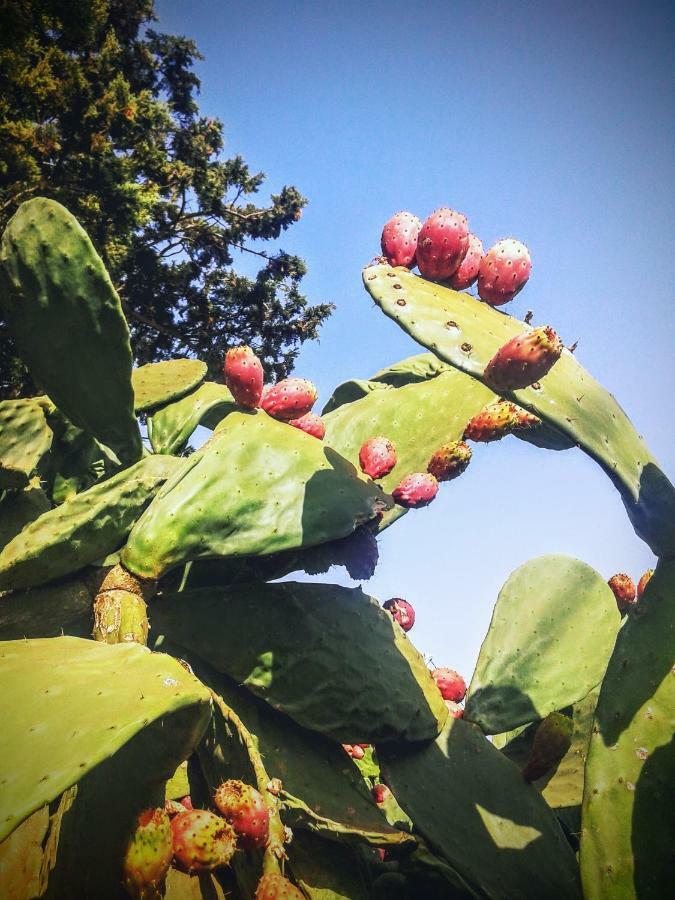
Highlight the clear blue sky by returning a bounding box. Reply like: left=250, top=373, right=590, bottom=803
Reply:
left=157, top=0, right=674, bottom=680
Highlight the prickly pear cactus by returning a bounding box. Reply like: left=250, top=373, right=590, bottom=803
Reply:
left=0, top=399, right=52, bottom=489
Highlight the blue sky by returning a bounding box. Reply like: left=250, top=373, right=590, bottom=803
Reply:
left=157, top=0, right=674, bottom=680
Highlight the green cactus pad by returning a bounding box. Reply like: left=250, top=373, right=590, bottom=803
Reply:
left=580, top=559, right=674, bottom=899
left=148, top=381, right=235, bottom=454
left=152, top=581, right=447, bottom=743
left=122, top=411, right=388, bottom=580
left=0, top=481, right=50, bottom=550
left=288, top=830, right=370, bottom=900
left=0, top=454, right=182, bottom=591
left=464, top=555, right=620, bottom=734
left=0, top=574, right=95, bottom=641
left=0, top=399, right=53, bottom=489
left=0, top=636, right=211, bottom=842
left=363, top=264, right=675, bottom=557
left=0, top=198, right=142, bottom=464
left=132, top=358, right=208, bottom=413
left=379, top=717, right=581, bottom=899
left=323, top=355, right=494, bottom=529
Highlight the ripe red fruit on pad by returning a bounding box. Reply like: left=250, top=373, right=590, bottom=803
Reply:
left=432, top=668, right=467, bottom=703
left=445, top=700, right=464, bottom=719
left=483, top=326, right=563, bottom=392
left=288, top=411, right=325, bottom=439
left=427, top=440, right=472, bottom=481
left=255, top=872, right=305, bottom=900
left=608, top=573, right=637, bottom=613
left=637, top=568, right=654, bottom=600
left=359, top=435, right=397, bottom=479
left=261, top=377, right=318, bottom=421
left=381, top=211, right=422, bottom=268
left=383, top=597, right=416, bottom=632
left=464, top=400, right=519, bottom=443
left=371, top=783, right=392, bottom=804
left=223, top=345, right=263, bottom=409
left=214, top=779, right=270, bottom=850
left=446, top=233, right=484, bottom=290
left=123, top=807, right=173, bottom=899
left=392, top=472, right=439, bottom=508
left=170, top=809, right=236, bottom=874
left=478, top=238, right=532, bottom=306
left=416, top=208, right=470, bottom=281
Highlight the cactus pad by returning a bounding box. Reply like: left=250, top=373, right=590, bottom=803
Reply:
left=0, top=399, right=52, bottom=489
left=132, top=359, right=208, bottom=413
left=148, top=381, right=235, bottom=454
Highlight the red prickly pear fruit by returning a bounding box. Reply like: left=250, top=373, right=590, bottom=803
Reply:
left=351, top=744, right=365, bottom=760
left=179, top=796, right=193, bottom=811
left=416, top=208, right=470, bottom=281
left=213, top=780, right=270, bottom=850
left=359, top=436, right=397, bottom=479
left=381, top=211, right=422, bottom=268
left=483, top=325, right=563, bottom=392
left=446, top=233, right=484, bottom=290
left=521, top=712, right=573, bottom=783
left=445, top=700, right=464, bottom=719
left=288, top=411, right=325, bottom=439
left=170, top=809, right=236, bottom=874
left=371, top=783, right=392, bottom=804
left=255, top=872, right=304, bottom=900
left=392, top=472, right=438, bottom=508
left=383, top=597, right=416, bottom=632
left=427, top=440, right=472, bottom=481
left=224, top=346, right=264, bottom=409
left=478, top=238, right=532, bottom=306
left=637, top=568, right=654, bottom=600
left=464, top=400, right=519, bottom=443
left=376, top=848, right=387, bottom=862
left=123, top=807, right=173, bottom=900
left=355, top=743, right=371, bottom=748
left=432, top=668, right=467, bottom=703
left=513, top=405, right=541, bottom=430
left=608, top=573, right=637, bottom=613
left=261, top=377, right=318, bottom=421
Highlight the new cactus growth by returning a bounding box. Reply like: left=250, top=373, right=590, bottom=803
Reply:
left=122, top=808, right=173, bottom=900
left=213, top=779, right=270, bottom=849
left=224, top=345, right=264, bottom=409
left=170, top=809, right=237, bottom=874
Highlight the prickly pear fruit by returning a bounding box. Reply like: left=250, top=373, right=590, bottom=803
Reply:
left=170, top=810, right=236, bottom=874
left=383, top=597, right=416, bottom=632
left=521, top=712, right=573, bottom=783
left=371, top=783, right=392, bottom=804
left=123, top=808, right=173, bottom=900
left=464, top=400, right=519, bottom=443
left=381, top=211, right=422, bottom=268
left=223, top=346, right=264, bottom=409
left=261, top=378, right=318, bottom=421
left=446, top=233, right=484, bottom=290
left=359, top=436, right=397, bottom=479
left=432, top=668, right=466, bottom=703
left=483, top=326, right=563, bottom=391
left=607, top=573, right=637, bottom=613
left=288, top=411, right=325, bottom=439
left=478, top=238, right=532, bottom=306
left=416, top=208, right=470, bottom=281
left=637, top=568, right=654, bottom=600
left=213, top=780, right=270, bottom=850
left=513, top=405, right=541, bottom=430
left=349, top=743, right=365, bottom=760
left=427, top=440, right=472, bottom=481
left=255, top=872, right=304, bottom=900
left=392, top=472, right=438, bottom=508
left=445, top=700, right=464, bottom=719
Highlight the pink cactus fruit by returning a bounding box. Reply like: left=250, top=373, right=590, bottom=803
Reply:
left=288, top=411, right=325, bottom=439
left=359, top=435, right=397, bottom=479
left=170, top=809, right=236, bottom=874
left=392, top=472, right=439, bottom=508
left=380, top=211, right=422, bottom=268
left=446, top=233, right=484, bottom=290
left=416, top=208, right=470, bottom=281
left=371, top=783, right=392, bottom=804
left=213, top=780, right=270, bottom=851
left=261, top=377, right=318, bottom=421
left=608, top=573, right=637, bottom=613
left=427, top=440, right=472, bottom=481
left=255, top=872, right=305, bottom=900
left=478, top=238, right=532, bottom=306
left=637, top=568, right=654, bottom=600
left=223, top=346, right=264, bottom=409
left=464, top=400, right=519, bottom=443
left=383, top=597, right=416, bottom=632
left=483, top=326, right=563, bottom=392
left=445, top=700, right=464, bottom=719
left=123, top=807, right=173, bottom=900
left=432, top=668, right=467, bottom=703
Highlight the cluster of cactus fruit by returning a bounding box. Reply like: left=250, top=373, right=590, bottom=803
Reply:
left=0, top=197, right=672, bottom=899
